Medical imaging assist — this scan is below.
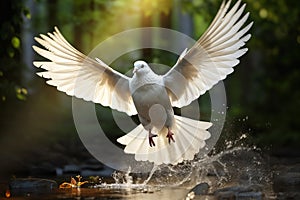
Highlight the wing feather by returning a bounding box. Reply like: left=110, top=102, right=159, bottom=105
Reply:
left=33, top=27, right=137, bottom=116
left=163, top=0, right=252, bottom=107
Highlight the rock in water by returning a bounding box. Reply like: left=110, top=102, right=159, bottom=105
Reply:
left=273, top=171, right=300, bottom=199
left=9, top=178, right=57, bottom=190
left=214, top=185, right=263, bottom=200
left=189, top=182, right=209, bottom=195
left=273, top=172, right=300, bottom=193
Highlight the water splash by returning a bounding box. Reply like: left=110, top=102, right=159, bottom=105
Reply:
left=92, top=144, right=272, bottom=199
left=94, top=167, right=157, bottom=194
left=145, top=147, right=255, bottom=187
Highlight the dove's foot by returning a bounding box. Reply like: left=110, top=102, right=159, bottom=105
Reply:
left=166, top=128, right=175, bottom=144
left=148, top=131, right=157, bottom=147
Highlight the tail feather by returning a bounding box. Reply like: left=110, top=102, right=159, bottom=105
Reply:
left=118, top=125, right=146, bottom=154
left=117, top=115, right=212, bottom=165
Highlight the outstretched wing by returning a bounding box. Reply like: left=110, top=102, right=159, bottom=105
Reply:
left=163, top=0, right=253, bottom=108
left=33, top=27, right=137, bottom=116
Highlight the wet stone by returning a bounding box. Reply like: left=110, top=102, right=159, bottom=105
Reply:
left=273, top=171, right=300, bottom=199
left=214, top=185, right=263, bottom=200
left=276, top=192, right=300, bottom=200
left=273, top=172, right=300, bottom=193
left=9, top=178, right=57, bottom=190
left=237, top=191, right=263, bottom=199
left=215, top=191, right=235, bottom=200
left=190, top=182, right=209, bottom=195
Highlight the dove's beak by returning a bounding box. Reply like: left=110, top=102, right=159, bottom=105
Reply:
left=133, top=68, right=138, bottom=74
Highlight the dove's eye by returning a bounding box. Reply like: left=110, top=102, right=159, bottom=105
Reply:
left=141, top=65, right=144, bottom=68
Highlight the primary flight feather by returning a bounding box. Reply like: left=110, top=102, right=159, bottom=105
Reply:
left=33, top=0, right=252, bottom=165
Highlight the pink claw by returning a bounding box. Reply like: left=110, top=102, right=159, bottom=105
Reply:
left=166, top=129, right=175, bottom=144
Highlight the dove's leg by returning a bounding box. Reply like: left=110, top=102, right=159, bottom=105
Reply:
left=148, top=130, right=157, bottom=147
left=166, top=128, right=175, bottom=144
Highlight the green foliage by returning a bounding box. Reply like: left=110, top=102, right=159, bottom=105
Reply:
left=139, top=0, right=172, bottom=17
left=15, top=87, right=27, bottom=101
left=242, top=0, right=300, bottom=146
left=11, top=36, right=21, bottom=49
left=0, top=0, right=28, bottom=103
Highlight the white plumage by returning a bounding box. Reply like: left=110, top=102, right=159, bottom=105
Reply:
left=33, top=0, right=252, bottom=165
left=117, top=115, right=211, bottom=165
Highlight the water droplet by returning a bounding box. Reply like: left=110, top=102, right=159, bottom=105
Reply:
left=240, top=134, right=247, bottom=139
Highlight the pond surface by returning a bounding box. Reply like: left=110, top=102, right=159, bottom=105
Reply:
left=7, top=186, right=192, bottom=200
left=3, top=147, right=300, bottom=199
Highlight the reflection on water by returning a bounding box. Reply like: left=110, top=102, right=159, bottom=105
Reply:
left=7, top=146, right=276, bottom=199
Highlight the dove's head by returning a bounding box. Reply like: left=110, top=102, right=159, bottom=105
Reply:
left=133, top=60, right=151, bottom=75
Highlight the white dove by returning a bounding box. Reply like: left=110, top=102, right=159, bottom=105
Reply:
left=33, top=0, right=252, bottom=165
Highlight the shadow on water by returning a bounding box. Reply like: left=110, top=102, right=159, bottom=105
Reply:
left=4, top=144, right=287, bottom=200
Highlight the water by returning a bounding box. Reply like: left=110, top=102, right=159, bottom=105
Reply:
left=6, top=146, right=277, bottom=199
left=86, top=147, right=272, bottom=199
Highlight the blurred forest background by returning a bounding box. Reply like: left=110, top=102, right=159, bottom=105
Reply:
left=0, top=0, right=299, bottom=177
